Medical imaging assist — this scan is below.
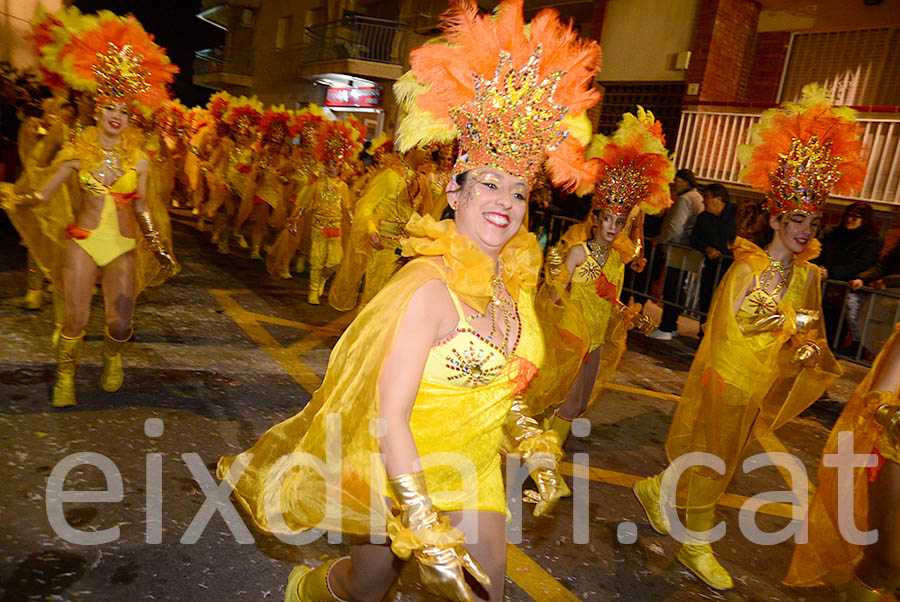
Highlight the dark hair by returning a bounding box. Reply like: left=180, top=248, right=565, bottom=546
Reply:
left=703, top=183, right=730, bottom=203
left=843, top=201, right=877, bottom=238
left=675, top=168, right=698, bottom=190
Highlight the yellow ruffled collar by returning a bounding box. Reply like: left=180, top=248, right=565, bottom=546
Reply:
left=732, top=236, right=821, bottom=273
left=401, top=213, right=541, bottom=313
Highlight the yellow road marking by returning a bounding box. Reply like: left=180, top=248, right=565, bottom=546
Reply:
left=506, top=544, right=582, bottom=601
left=208, top=289, right=352, bottom=394
left=604, top=382, right=683, bottom=403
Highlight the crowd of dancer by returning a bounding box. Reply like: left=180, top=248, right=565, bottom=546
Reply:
left=1, top=1, right=899, bottom=601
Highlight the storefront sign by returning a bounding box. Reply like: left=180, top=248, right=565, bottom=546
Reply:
left=325, top=86, right=381, bottom=108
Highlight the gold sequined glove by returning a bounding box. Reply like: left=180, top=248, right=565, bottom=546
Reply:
left=791, top=340, right=821, bottom=368
left=794, top=309, right=820, bottom=334
left=502, top=398, right=569, bottom=517
left=388, top=472, right=490, bottom=601
left=737, top=312, right=787, bottom=335
left=612, top=301, right=656, bottom=336
left=876, top=404, right=900, bottom=449
left=136, top=211, right=177, bottom=275
left=544, top=245, right=570, bottom=288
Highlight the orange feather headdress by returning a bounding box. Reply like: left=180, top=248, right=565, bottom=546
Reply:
left=394, top=0, right=601, bottom=190
left=259, top=105, right=295, bottom=145
left=738, top=84, right=867, bottom=216
left=587, top=107, right=674, bottom=217
left=206, top=91, right=232, bottom=122
left=293, top=104, right=325, bottom=149
left=223, top=96, right=263, bottom=136
left=313, top=120, right=364, bottom=164
left=47, top=10, right=178, bottom=110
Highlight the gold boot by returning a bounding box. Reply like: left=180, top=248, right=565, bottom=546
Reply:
left=217, top=223, right=232, bottom=255
left=633, top=473, right=670, bottom=535
left=545, top=412, right=573, bottom=447
left=100, top=328, right=131, bottom=393
left=210, top=214, right=225, bottom=244
left=51, top=291, right=66, bottom=347
left=840, top=576, right=884, bottom=602
left=53, top=332, right=84, bottom=407
left=308, top=269, right=321, bottom=305
left=25, top=253, right=43, bottom=310
left=676, top=504, right=733, bottom=590
left=285, top=557, right=349, bottom=602
left=294, top=255, right=306, bottom=274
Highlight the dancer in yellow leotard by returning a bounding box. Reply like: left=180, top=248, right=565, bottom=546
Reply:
left=633, top=85, right=866, bottom=591
left=536, top=108, right=673, bottom=445
left=217, top=2, right=601, bottom=600
left=2, top=10, right=178, bottom=407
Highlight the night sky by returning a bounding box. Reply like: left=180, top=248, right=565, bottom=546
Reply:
left=73, top=0, right=225, bottom=107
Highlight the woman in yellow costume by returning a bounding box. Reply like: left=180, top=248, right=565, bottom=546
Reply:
left=284, top=119, right=360, bottom=304
left=234, top=105, right=295, bottom=260
left=632, top=85, right=865, bottom=591
left=183, top=105, right=212, bottom=220
left=265, top=106, right=324, bottom=279
left=537, top=108, right=672, bottom=446
left=216, top=96, right=261, bottom=255
left=785, top=324, right=900, bottom=601
left=1, top=10, right=179, bottom=407
left=217, top=1, right=599, bottom=600
left=199, top=91, right=233, bottom=242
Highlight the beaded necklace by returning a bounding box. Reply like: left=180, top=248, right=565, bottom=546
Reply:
left=759, top=250, right=793, bottom=296
left=465, top=260, right=521, bottom=356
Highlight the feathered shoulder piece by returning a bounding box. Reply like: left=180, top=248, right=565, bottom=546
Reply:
left=293, top=104, right=325, bottom=148
left=44, top=10, right=177, bottom=109
left=586, top=106, right=674, bottom=216
left=738, top=84, right=866, bottom=215
left=393, top=0, right=601, bottom=191
left=259, top=105, right=294, bottom=144
left=314, top=120, right=364, bottom=164
left=223, top=96, right=263, bottom=135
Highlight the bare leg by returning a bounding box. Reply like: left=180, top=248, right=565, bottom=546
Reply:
left=448, top=510, right=507, bottom=602
left=329, top=539, right=403, bottom=602
left=857, top=460, right=900, bottom=591
left=101, top=250, right=136, bottom=339
left=61, top=240, right=99, bottom=337
left=557, top=346, right=603, bottom=420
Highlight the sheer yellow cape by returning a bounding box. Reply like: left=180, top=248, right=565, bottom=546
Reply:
left=785, top=324, right=900, bottom=587
left=4, top=126, right=175, bottom=294
left=525, top=216, right=637, bottom=415
left=218, top=214, right=543, bottom=537
left=665, top=237, right=841, bottom=508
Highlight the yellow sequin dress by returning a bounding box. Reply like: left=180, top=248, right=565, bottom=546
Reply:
left=665, top=237, right=841, bottom=509
left=218, top=214, right=543, bottom=535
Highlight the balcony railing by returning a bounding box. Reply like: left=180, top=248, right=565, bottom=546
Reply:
left=193, top=46, right=252, bottom=76
left=300, top=15, right=408, bottom=65
left=674, top=104, right=900, bottom=206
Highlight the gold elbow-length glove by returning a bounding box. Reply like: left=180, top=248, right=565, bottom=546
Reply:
left=136, top=211, right=177, bottom=275
left=503, top=398, right=569, bottom=517
left=387, top=472, right=490, bottom=602
left=876, top=403, right=900, bottom=450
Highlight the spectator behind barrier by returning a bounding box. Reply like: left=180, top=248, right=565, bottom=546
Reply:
left=815, top=201, right=881, bottom=348
left=648, top=168, right=705, bottom=340
left=849, top=239, right=900, bottom=357
left=690, top=183, right=737, bottom=336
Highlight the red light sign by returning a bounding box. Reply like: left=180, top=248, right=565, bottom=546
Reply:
left=325, top=87, right=381, bottom=108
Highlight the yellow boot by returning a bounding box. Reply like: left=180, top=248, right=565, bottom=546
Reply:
left=249, top=231, right=263, bottom=260
left=100, top=328, right=131, bottom=393
left=308, top=269, right=321, bottom=305
left=51, top=291, right=66, bottom=347
left=633, top=473, right=670, bottom=535
left=210, top=214, right=225, bottom=244
left=676, top=504, right=733, bottom=590
left=25, top=253, right=43, bottom=310
left=53, top=332, right=84, bottom=407
left=285, top=557, right=349, bottom=602
left=545, top=412, right=573, bottom=447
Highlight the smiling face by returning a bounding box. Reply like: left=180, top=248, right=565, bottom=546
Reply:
left=770, top=211, right=820, bottom=255
left=592, top=209, right=626, bottom=244
left=97, top=102, right=130, bottom=136
left=448, top=166, right=529, bottom=259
